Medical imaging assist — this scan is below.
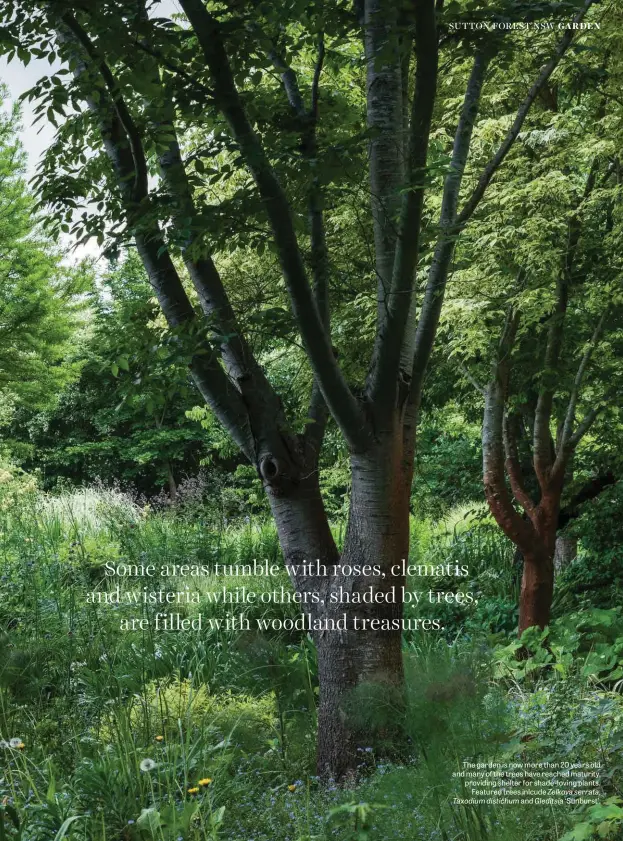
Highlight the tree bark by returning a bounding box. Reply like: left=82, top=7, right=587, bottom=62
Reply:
left=519, top=551, right=555, bottom=634
left=267, top=429, right=409, bottom=778
left=554, top=535, right=577, bottom=573
left=166, top=461, right=178, bottom=501
left=317, top=434, right=409, bottom=778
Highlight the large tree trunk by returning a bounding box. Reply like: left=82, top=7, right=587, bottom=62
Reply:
left=268, top=431, right=410, bottom=779
left=317, top=438, right=409, bottom=778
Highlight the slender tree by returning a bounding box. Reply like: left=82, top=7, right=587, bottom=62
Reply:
left=482, top=294, right=616, bottom=634
left=0, top=0, right=598, bottom=777
left=477, top=150, right=621, bottom=632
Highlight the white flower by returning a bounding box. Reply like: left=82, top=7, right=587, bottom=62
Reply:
left=0, top=740, right=8, bottom=749
left=139, top=758, right=157, bottom=772
left=9, top=738, right=23, bottom=748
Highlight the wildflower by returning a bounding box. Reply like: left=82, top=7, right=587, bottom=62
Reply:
left=187, top=787, right=199, bottom=795
left=0, top=740, right=8, bottom=749
left=9, top=738, right=23, bottom=749
left=155, top=735, right=164, bottom=742
left=139, top=758, right=157, bottom=772
left=198, top=778, right=212, bottom=787
left=287, top=784, right=297, bottom=792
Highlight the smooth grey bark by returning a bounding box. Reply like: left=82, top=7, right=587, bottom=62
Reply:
left=364, top=0, right=406, bottom=328
left=369, top=0, right=439, bottom=405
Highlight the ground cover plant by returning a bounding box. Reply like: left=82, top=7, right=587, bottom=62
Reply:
left=1, top=475, right=622, bottom=841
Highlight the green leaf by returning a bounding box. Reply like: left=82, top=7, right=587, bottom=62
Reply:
left=560, top=822, right=594, bottom=841
left=137, top=807, right=162, bottom=837
left=54, top=816, right=85, bottom=841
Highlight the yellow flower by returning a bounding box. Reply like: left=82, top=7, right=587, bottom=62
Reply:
left=198, top=778, right=212, bottom=787
left=187, top=787, right=199, bottom=795
left=17, top=743, right=25, bottom=750
left=155, top=735, right=164, bottom=742
left=288, top=784, right=297, bottom=792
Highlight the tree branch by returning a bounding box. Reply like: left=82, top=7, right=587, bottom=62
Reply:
left=179, top=0, right=370, bottom=451
left=60, top=11, right=148, bottom=203
left=311, top=36, right=325, bottom=121
left=534, top=159, right=600, bottom=483
left=459, top=360, right=486, bottom=396
left=304, top=35, right=332, bottom=455
left=364, top=0, right=407, bottom=335
left=368, top=0, right=439, bottom=408
left=253, top=29, right=330, bottom=454
left=533, top=274, right=568, bottom=484
left=407, top=49, right=489, bottom=407
left=265, top=40, right=306, bottom=117
left=53, top=13, right=256, bottom=460
left=566, top=405, right=602, bottom=450
left=133, top=38, right=216, bottom=103
left=482, top=309, right=536, bottom=551
left=155, top=120, right=295, bottom=456
left=558, top=308, right=608, bottom=455
left=131, top=10, right=289, bottom=441
left=558, top=472, right=616, bottom=530
left=503, top=411, right=536, bottom=515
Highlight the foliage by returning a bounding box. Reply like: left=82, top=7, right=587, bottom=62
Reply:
left=0, top=89, right=85, bottom=439
left=0, top=480, right=621, bottom=839
left=16, top=254, right=219, bottom=494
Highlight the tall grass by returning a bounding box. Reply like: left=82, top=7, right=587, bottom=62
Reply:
left=0, top=481, right=610, bottom=840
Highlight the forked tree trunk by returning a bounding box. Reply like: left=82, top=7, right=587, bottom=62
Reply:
left=51, top=0, right=593, bottom=786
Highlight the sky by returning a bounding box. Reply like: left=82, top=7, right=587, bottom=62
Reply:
left=0, top=54, right=61, bottom=179
left=0, top=0, right=183, bottom=261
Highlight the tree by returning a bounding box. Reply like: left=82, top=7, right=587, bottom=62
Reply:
left=479, top=187, right=622, bottom=633
left=18, top=253, right=220, bottom=493
left=441, top=54, right=623, bottom=632
left=0, top=87, right=84, bottom=441
left=481, top=301, right=618, bottom=634
left=0, top=0, right=601, bottom=777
